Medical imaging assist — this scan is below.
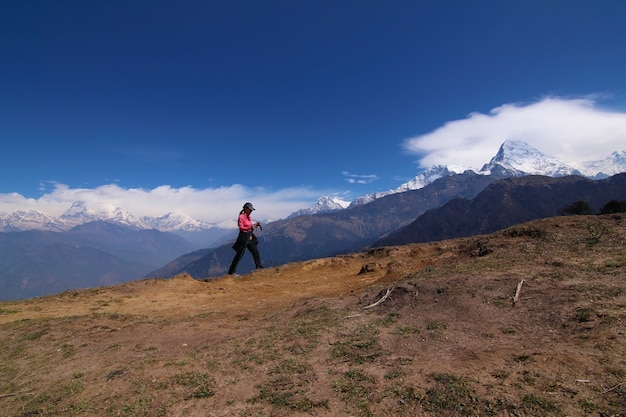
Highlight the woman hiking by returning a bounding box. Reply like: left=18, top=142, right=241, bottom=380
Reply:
left=228, top=202, right=263, bottom=275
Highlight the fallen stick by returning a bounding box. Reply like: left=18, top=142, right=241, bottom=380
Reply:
left=0, top=391, right=32, bottom=398
left=364, top=287, right=393, bottom=309
left=602, top=382, right=623, bottom=394
left=512, top=279, right=525, bottom=306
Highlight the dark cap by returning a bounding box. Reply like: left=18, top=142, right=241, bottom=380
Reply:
left=243, top=202, right=255, bottom=211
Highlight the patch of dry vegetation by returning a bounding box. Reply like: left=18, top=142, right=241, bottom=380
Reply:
left=1, top=214, right=625, bottom=417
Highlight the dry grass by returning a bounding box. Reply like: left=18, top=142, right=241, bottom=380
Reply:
left=1, top=214, right=625, bottom=417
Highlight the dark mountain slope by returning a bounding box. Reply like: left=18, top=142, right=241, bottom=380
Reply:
left=67, top=221, right=194, bottom=266
left=375, top=173, right=626, bottom=246
left=0, top=222, right=195, bottom=300
left=144, top=248, right=213, bottom=279
left=0, top=240, right=149, bottom=300
left=147, top=172, right=499, bottom=278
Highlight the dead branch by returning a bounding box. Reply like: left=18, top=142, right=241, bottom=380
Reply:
left=512, top=279, right=525, bottom=306
left=364, top=287, right=394, bottom=309
left=0, top=391, right=32, bottom=398
left=602, top=381, right=623, bottom=394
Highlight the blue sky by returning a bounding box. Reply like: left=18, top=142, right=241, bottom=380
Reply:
left=1, top=1, right=626, bottom=226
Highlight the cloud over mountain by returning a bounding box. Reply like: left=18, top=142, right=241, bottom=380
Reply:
left=403, top=97, right=626, bottom=173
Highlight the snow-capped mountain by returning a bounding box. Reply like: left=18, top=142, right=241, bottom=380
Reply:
left=349, top=165, right=453, bottom=207
left=0, top=200, right=216, bottom=233
left=480, top=140, right=626, bottom=179
left=576, top=150, right=626, bottom=179
left=141, top=211, right=216, bottom=232
left=59, top=201, right=146, bottom=230
left=288, top=195, right=350, bottom=218
left=479, top=140, right=583, bottom=177
left=350, top=140, right=626, bottom=207
left=58, top=201, right=98, bottom=225
left=0, top=210, right=67, bottom=232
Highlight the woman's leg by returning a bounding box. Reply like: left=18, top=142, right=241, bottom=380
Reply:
left=228, top=246, right=246, bottom=274
left=247, top=242, right=263, bottom=269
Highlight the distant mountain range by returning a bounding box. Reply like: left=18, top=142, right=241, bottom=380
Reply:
left=348, top=139, right=626, bottom=207
left=0, top=221, right=195, bottom=300
left=0, top=200, right=217, bottom=233
left=1, top=140, right=625, bottom=300
left=2, top=140, right=625, bottom=234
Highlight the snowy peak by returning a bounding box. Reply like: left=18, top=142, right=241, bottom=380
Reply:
left=479, top=140, right=582, bottom=177
left=102, top=206, right=145, bottom=229
left=480, top=140, right=626, bottom=179
left=349, top=165, right=452, bottom=207
left=59, top=201, right=145, bottom=229
left=349, top=140, right=625, bottom=208
left=0, top=210, right=66, bottom=232
left=141, top=211, right=215, bottom=232
left=59, top=201, right=96, bottom=224
left=393, top=165, right=453, bottom=193
left=288, top=196, right=350, bottom=218
left=1, top=202, right=218, bottom=233
left=576, top=150, right=626, bottom=179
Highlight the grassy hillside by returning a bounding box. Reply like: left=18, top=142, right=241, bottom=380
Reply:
left=1, top=214, right=625, bottom=417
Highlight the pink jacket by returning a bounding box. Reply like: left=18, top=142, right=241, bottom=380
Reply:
left=238, top=212, right=255, bottom=233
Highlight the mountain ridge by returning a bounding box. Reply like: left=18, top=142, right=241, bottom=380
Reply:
left=2, top=140, right=625, bottom=233
left=350, top=140, right=626, bottom=208
left=374, top=173, right=626, bottom=247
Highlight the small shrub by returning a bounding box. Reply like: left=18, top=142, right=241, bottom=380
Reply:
left=561, top=200, right=593, bottom=215
left=330, top=324, right=380, bottom=364
left=423, top=373, right=478, bottom=414
left=384, top=369, right=405, bottom=380
left=520, top=393, right=562, bottom=414
left=492, top=369, right=509, bottom=380
left=585, top=223, right=608, bottom=245
left=174, top=371, right=215, bottom=399
left=394, top=325, right=420, bottom=337
left=504, top=226, right=546, bottom=238
left=600, top=199, right=626, bottom=214
left=575, top=307, right=593, bottom=322
left=332, top=369, right=376, bottom=415
left=426, top=321, right=447, bottom=338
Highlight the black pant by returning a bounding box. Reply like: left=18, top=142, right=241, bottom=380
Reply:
left=228, top=232, right=263, bottom=274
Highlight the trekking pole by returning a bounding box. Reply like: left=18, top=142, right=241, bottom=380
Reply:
left=258, top=225, right=273, bottom=266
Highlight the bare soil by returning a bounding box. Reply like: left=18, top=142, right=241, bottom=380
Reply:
left=1, top=214, right=625, bottom=417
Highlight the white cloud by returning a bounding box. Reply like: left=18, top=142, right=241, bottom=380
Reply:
left=403, top=97, right=626, bottom=171
left=342, top=171, right=379, bottom=184
left=0, top=183, right=322, bottom=227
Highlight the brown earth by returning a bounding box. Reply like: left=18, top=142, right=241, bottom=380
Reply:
left=1, top=214, right=625, bottom=417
